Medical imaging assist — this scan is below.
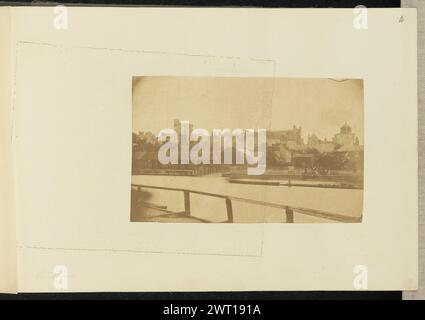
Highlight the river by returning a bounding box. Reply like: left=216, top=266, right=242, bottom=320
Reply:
left=131, top=174, right=363, bottom=223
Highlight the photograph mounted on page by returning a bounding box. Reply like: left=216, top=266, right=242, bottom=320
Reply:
left=131, top=77, right=364, bottom=223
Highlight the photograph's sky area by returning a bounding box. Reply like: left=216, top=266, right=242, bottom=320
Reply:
left=132, top=76, right=364, bottom=144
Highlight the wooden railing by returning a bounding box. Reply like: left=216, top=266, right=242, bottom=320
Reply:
left=131, top=184, right=361, bottom=223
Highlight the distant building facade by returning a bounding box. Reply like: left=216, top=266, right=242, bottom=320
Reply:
left=268, top=122, right=362, bottom=171
left=267, top=125, right=303, bottom=146
left=333, top=123, right=359, bottom=147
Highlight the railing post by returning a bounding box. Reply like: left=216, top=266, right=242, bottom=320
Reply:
left=184, top=190, right=191, bottom=215
left=225, top=198, right=233, bottom=223
left=285, top=207, right=294, bottom=223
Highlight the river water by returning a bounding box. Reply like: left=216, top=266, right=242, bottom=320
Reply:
left=131, top=175, right=363, bottom=223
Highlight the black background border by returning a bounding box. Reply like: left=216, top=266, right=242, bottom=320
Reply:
left=0, top=0, right=400, bottom=7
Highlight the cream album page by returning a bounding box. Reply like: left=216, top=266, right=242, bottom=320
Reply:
left=0, top=7, right=418, bottom=293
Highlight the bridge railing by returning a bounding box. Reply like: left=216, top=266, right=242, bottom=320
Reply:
left=131, top=184, right=361, bottom=223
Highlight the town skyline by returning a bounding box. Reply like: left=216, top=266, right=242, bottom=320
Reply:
left=132, top=119, right=364, bottom=179
left=133, top=121, right=363, bottom=147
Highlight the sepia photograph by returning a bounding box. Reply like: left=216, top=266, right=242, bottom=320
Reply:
left=131, top=76, right=364, bottom=223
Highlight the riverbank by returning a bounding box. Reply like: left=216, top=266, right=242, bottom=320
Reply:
left=227, top=178, right=363, bottom=189
left=223, top=168, right=363, bottom=185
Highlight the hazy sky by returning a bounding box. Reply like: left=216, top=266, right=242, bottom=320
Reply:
left=132, top=76, right=364, bottom=143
